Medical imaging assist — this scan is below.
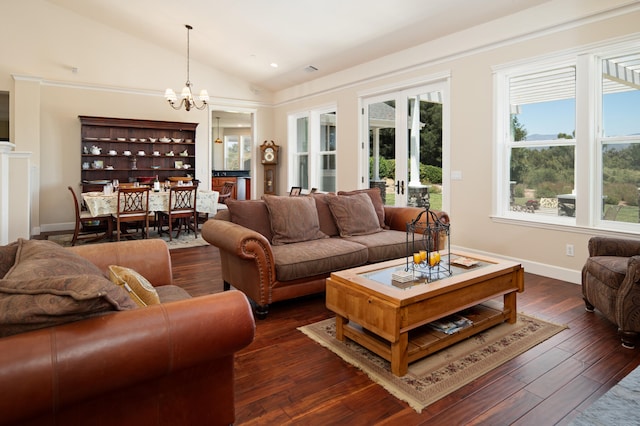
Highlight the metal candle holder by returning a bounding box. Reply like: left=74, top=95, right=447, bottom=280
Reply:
left=405, top=199, right=451, bottom=282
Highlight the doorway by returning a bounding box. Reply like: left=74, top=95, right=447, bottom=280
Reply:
left=211, top=109, right=254, bottom=200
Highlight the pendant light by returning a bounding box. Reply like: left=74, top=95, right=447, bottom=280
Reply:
left=214, top=117, right=222, bottom=144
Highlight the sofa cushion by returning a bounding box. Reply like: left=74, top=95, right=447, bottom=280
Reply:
left=108, top=265, right=161, bottom=307
left=263, top=195, right=328, bottom=246
left=311, top=193, right=339, bottom=237
left=338, top=188, right=387, bottom=229
left=327, top=193, right=382, bottom=237
left=0, top=242, right=18, bottom=279
left=344, top=229, right=424, bottom=263
left=271, top=238, right=368, bottom=281
left=0, top=274, right=138, bottom=337
left=4, top=239, right=106, bottom=280
left=226, top=199, right=273, bottom=241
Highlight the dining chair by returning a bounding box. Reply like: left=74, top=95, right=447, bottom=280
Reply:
left=157, top=182, right=198, bottom=241
left=67, top=186, right=111, bottom=246
left=218, top=181, right=235, bottom=205
left=113, top=186, right=151, bottom=241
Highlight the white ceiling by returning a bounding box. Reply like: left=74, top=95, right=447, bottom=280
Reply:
left=47, top=0, right=554, bottom=93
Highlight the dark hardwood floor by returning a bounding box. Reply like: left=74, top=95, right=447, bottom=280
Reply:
left=171, top=245, right=640, bottom=425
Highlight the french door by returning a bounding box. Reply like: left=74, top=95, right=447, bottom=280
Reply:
left=363, top=81, right=447, bottom=209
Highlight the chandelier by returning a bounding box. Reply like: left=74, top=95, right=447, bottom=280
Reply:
left=164, top=24, right=209, bottom=111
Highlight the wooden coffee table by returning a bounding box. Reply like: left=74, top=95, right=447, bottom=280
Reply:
left=325, top=251, right=524, bottom=376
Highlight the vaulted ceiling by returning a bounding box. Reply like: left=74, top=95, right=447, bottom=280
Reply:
left=47, top=0, right=554, bottom=93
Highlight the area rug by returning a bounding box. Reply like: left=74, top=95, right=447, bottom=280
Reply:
left=298, top=313, right=567, bottom=413
left=569, top=363, right=640, bottom=425
left=47, top=232, right=209, bottom=250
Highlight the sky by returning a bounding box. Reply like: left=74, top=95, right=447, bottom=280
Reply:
left=518, top=90, right=640, bottom=138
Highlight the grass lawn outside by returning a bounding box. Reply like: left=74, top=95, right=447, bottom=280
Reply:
left=514, top=197, right=639, bottom=223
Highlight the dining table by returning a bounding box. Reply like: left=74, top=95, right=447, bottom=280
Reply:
left=82, top=189, right=220, bottom=217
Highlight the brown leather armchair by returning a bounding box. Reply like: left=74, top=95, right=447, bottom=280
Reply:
left=582, top=236, right=640, bottom=349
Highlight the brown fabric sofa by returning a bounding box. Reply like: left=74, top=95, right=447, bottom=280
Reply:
left=202, top=190, right=449, bottom=318
left=582, top=236, right=640, bottom=349
left=0, top=238, right=255, bottom=426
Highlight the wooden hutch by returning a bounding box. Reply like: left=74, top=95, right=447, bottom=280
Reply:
left=79, top=116, right=197, bottom=191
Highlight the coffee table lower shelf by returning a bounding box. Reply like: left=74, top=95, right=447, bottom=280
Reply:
left=339, top=304, right=506, bottom=372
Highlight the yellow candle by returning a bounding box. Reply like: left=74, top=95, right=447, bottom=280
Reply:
left=413, top=253, right=422, bottom=264
left=429, top=251, right=441, bottom=266
left=419, top=250, right=427, bottom=261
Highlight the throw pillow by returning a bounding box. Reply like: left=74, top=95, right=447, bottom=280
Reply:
left=108, top=265, right=161, bottom=307
left=262, top=195, right=328, bottom=246
left=338, top=188, right=387, bottom=229
left=0, top=274, right=138, bottom=337
left=327, top=193, right=383, bottom=237
left=226, top=199, right=274, bottom=241
left=4, top=239, right=106, bottom=280
left=0, top=242, right=18, bottom=279
left=311, top=193, right=339, bottom=237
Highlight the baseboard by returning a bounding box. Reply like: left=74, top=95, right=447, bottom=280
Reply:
left=38, top=222, right=75, bottom=234
left=451, top=245, right=582, bottom=285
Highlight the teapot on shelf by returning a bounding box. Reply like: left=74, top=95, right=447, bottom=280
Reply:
left=90, top=146, right=102, bottom=155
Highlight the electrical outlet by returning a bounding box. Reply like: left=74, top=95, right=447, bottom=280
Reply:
left=566, top=244, right=574, bottom=257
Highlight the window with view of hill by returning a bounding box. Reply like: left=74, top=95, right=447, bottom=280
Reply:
left=495, top=39, right=640, bottom=232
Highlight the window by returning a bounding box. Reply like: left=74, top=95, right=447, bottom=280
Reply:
left=599, top=53, right=640, bottom=225
left=223, top=135, right=252, bottom=170
left=507, top=66, right=577, bottom=219
left=495, top=39, right=640, bottom=233
left=289, top=107, right=337, bottom=192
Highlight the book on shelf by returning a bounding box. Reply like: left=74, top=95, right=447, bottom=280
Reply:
left=428, top=314, right=473, bottom=335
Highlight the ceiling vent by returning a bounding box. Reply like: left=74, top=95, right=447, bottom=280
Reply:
left=304, top=65, right=318, bottom=73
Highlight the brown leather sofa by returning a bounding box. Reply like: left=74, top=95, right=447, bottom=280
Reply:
left=582, top=236, right=640, bottom=349
left=202, top=193, right=449, bottom=318
left=0, top=239, right=255, bottom=426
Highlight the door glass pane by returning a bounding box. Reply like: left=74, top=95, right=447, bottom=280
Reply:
left=369, top=100, right=395, bottom=205
left=407, top=91, right=443, bottom=210
left=601, top=53, right=640, bottom=223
